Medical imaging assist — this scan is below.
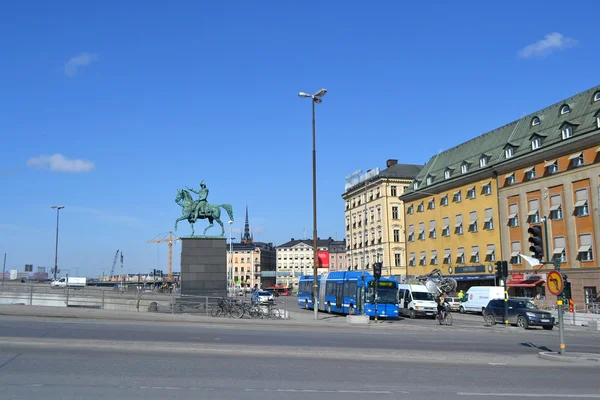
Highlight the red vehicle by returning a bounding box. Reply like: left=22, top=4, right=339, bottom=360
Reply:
left=267, top=286, right=292, bottom=296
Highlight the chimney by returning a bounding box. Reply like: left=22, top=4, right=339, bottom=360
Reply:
left=387, top=159, right=398, bottom=167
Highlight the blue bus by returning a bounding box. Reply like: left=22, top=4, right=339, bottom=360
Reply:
left=298, top=272, right=400, bottom=318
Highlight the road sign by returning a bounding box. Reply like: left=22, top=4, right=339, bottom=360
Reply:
left=547, top=270, right=564, bottom=296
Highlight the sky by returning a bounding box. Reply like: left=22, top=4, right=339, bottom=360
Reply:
left=1, top=1, right=599, bottom=278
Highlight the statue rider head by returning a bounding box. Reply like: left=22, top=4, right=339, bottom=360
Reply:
left=200, top=180, right=206, bottom=189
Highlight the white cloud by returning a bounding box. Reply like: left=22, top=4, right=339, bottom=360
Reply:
left=26, top=154, right=95, bottom=173
left=519, top=32, right=578, bottom=59
left=64, top=52, right=98, bottom=77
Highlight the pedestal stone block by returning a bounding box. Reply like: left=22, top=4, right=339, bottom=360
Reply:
left=180, top=237, right=227, bottom=297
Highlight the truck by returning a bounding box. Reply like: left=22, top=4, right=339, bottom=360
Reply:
left=50, top=277, right=87, bottom=288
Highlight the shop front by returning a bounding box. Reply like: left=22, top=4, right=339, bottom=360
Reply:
left=506, top=273, right=546, bottom=299
left=448, top=265, right=497, bottom=292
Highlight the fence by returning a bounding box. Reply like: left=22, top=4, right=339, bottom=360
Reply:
left=0, top=283, right=290, bottom=319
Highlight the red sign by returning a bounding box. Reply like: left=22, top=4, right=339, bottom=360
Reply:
left=547, top=270, right=564, bottom=296
left=511, top=273, right=525, bottom=280
left=317, top=251, right=330, bottom=268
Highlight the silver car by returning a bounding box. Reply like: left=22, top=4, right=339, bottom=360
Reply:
left=252, top=290, right=274, bottom=304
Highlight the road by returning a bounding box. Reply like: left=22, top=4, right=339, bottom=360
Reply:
left=0, top=315, right=598, bottom=400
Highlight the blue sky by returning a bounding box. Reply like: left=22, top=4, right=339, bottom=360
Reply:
left=1, top=1, right=598, bottom=277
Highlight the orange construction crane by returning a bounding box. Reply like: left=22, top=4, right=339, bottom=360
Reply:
left=148, top=231, right=180, bottom=281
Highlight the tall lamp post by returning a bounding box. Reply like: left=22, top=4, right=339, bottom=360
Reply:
left=51, top=205, right=65, bottom=280
left=229, top=220, right=234, bottom=296
left=298, top=88, right=327, bottom=321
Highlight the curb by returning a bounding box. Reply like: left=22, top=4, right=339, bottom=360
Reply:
left=538, top=351, right=600, bottom=364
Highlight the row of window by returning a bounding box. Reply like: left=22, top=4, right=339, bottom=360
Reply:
left=345, top=185, right=400, bottom=210
left=510, top=233, right=595, bottom=264
left=414, top=95, right=600, bottom=190
left=531, top=92, right=600, bottom=128
left=408, top=183, right=493, bottom=214
left=349, top=253, right=403, bottom=268
left=409, top=244, right=497, bottom=266
left=408, top=208, right=495, bottom=241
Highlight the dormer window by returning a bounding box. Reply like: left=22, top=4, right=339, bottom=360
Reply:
left=594, top=92, right=600, bottom=102
left=461, top=163, right=469, bottom=174
left=413, top=181, right=419, bottom=190
left=479, top=156, right=488, bottom=168
left=561, top=125, right=573, bottom=139
left=504, top=147, right=514, bottom=159
left=560, top=104, right=570, bottom=115
left=531, top=116, right=541, bottom=126
left=444, top=169, right=451, bottom=179
left=531, top=136, right=542, bottom=150
left=426, top=176, right=433, bottom=185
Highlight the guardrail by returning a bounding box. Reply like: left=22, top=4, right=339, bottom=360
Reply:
left=0, top=284, right=290, bottom=319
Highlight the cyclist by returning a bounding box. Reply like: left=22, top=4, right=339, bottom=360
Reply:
left=436, top=292, right=448, bottom=321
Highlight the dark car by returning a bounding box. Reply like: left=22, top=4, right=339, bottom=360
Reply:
left=483, top=298, right=555, bottom=330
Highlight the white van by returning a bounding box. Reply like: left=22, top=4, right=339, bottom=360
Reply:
left=459, top=286, right=504, bottom=314
left=398, top=283, right=438, bottom=319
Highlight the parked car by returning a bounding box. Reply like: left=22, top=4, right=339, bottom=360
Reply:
left=483, top=298, right=555, bottom=330
left=445, top=297, right=461, bottom=312
left=251, top=290, right=274, bottom=304
left=460, top=286, right=505, bottom=314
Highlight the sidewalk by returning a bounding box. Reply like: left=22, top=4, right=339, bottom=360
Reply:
left=538, top=351, right=600, bottom=365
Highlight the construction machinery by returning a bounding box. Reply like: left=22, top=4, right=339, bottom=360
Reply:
left=148, top=232, right=180, bottom=281
left=110, top=250, right=120, bottom=280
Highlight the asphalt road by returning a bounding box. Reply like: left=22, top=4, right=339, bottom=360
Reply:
left=0, top=315, right=598, bottom=400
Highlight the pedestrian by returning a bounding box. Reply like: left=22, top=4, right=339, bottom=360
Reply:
left=458, top=289, right=464, bottom=300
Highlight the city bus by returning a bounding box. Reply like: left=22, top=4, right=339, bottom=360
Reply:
left=298, top=272, right=400, bottom=318
left=266, top=285, right=292, bottom=296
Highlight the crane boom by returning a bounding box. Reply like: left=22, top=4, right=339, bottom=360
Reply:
left=148, top=232, right=180, bottom=280
left=110, top=250, right=120, bottom=277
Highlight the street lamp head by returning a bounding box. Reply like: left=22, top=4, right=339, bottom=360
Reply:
left=298, top=92, right=311, bottom=98
left=314, top=88, right=327, bottom=98
left=313, top=97, right=323, bottom=104
left=51, top=205, right=65, bottom=210
left=228, top=220, right=233, bottom=225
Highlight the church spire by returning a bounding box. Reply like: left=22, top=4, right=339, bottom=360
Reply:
left=241, top=202, right=253, bottom=243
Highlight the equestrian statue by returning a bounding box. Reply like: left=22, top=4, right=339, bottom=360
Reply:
left=174, top=180, right=234, bottom=236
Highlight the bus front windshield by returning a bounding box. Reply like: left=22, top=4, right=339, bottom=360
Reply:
left=366, top=286, right=398, bottom=304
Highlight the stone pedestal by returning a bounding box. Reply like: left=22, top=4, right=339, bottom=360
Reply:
left=180, top=237, right=227, bottom=297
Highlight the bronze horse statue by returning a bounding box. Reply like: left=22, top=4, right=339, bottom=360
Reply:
left=174, top=189, right=234, bottom=236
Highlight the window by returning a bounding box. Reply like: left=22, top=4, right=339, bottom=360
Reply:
left=441, top=194, right=449, bottom=206
left=552, top=236, right=567, bottom=263
left=470, top=246, right=480, bottom=263
left=413, top=181, right=419, bottom=190
left=531, top=137, right=542, bottom=150
left=418, top=222, right=425, bottom=240
left=527, top=199, right=540, bottom=223
left=377, top=207, right=382, bottom=221
left=561, top=126, right=573, bottom=139
left=453, top=190, right=462, bottom=203
left=549, top=194, right=563, bottom=220
left=479, top=156, right=488, bottom=168
left=511, top=241, right=522, bottom=265
left=426, top=176, right=432, bottom=185
left=574, top=188, right=589, bottom=217
left=407, top=205, right=414, bottom=214
left=482, top=182, right=492, bottom=195
left=508, top=203, right=519, bottom=227
left=456, top=247, right=465, bottom=264
left=484, top=208, right=494, bottom=230
left=428, top=198, right=435, bottom=210
left=578, top=234, right=594, bottom=262
left=442, top=217, right=450, bottom=237
left=545, top=160, right=558, bottom=175
left=391, top=186, right=397, bottom=197
left=560, top=104, right=570, bottom=115
left=444, top=169, right=451, bottom=179
left=594, top=92, right=600, bottom=102
left=455, top=214, right=463, bottom=235
left=429, top=220, right=436, bottom=239
left=443, top=249, right=451, bottom=264
left=417, top=202, right=424, bottom=212
left=392, top=206, right=398, bottom=219
left=419, top=251, right=426, bottom=266
left=568, top=152, right=584, bottom=168
left=486, top=244, right=496, bottom=262
left=504, top=147, right=514, bottom=159
left=469, top=211, right=478, bottom=233
left=461, top=163, right=469, bottom=174
left=409, top=252, right=416, bottom=267
left=531, top=116, right=540, bottom=126
left=524, top=166, right=536, bottom=180
left=597, top=115, right=600, bottom=129
left=408, top=225, right=414, bottom=242
left=466, top=186, right=476, bottom=199
left=430, top=250, right=438, bottom=266
left=394, top=253, right=401, bottom=266
left=505, top=173, right=516, bottom=185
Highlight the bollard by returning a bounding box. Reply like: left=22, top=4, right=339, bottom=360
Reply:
left=148, top=301, right=158, bottom=312
left=205, top=296, right=209, bottom=316
left=101, top=290, right=105, bottom=310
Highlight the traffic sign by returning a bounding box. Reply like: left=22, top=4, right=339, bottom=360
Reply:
left=547, top=270, right=564, bottom=296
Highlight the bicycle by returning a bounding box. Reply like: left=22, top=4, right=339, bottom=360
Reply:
left=435, top=307, right=453, bottom=326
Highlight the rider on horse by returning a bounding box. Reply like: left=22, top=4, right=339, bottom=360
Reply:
left=186, top=181, right=209, bottom=221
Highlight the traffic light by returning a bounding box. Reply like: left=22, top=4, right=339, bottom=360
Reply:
left=501, top=261, right=508, bottom=278
left=563, top=275, right=572, bottom=301
left=495, top=261, right=503, bottom=279
left=528, top=225, right=544, bottom=260
left=373, top=262, right=382, bottom=280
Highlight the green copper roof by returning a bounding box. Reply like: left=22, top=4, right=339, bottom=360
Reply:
left=404, top=84, right=600, bottom=197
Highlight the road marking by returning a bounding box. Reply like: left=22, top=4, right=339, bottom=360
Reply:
left=164, top=387, right=180, bottom=390
left=488, top=363, right=507, bottom=365
left=458, top=393, right=600, bottom=398
left=27, top=384, right=43, bottom=387
left=245, top=388, right=399, bottom=394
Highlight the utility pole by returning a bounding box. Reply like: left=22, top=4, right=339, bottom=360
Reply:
left=2, top=253, right=6, bottom=285
left=51, top=205, right=65, bottom=280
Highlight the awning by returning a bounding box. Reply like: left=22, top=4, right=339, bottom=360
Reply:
left=481, top=182, right=491, bottom=187
left=454, top=222, right=462, bottom=228
left=510, top=251, right=519, bottom=257
left=507, top=278, right=544, bottom=288
left=527, top=209, right=539, bottom=216
left=467, top=186, right=475, bottom=191
left=507, top=213, right=517, bottom=219
left=429, top=227, right=436, bottom=232
left=574, top=200, right=587, bottom=207
left=568, top=152, right=583, bottom=160
left=453, top=190, right=461, bottom=196
left=484, top=217, right=493, bottom=223
left=549, top=204, right=561, bottom=211
left=486, top=249, right=495, bottom=255
left=553, top=247, right=565, bottom=255
left=505, top=173, right=514, bottom=179
left=523, top=166, right=535, bottom=173
left=578, top=245, right=591, bottom=253
left=544, top=159, right=557, bottom=167
left=596, top=147, right=600, bottom=153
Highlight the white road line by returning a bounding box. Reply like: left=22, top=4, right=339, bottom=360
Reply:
left=458, top=393, right=600, bottom=398
left=164, top=387, right=180, bottom=390
left=488, top=363, right=507, bottom=365
left=27, top=384, right=43, bottom=387
left=245, top=388, right=398, bottom=394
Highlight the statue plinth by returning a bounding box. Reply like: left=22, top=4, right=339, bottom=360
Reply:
left=180, top=237, right=227, bottom=297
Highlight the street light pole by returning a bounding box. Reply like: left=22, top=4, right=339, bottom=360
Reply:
left=229, top=220, right=234, bottom=296
left=51, top=205, right=65, bottom=280
left=299, top=88, right=327, bottom=321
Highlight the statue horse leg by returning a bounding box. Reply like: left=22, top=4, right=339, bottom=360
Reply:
left=203, top=217, right=214, bottom=235
left=174, top=215, right=188, bottom=231
left=215, top=217, right=225, bottom=236
left=189, top=219, right=195, bottom=236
